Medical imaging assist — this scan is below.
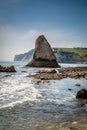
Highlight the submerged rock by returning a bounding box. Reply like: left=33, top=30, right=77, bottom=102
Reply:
left=75, top=83, right=81, bottom=86
left=76, top=89, right=87, bottom=99
left=26, top=35, right=60, bottom=67
left=68, top=88, right=72, bottom=91
left=0, top=65, right=16, bottom=72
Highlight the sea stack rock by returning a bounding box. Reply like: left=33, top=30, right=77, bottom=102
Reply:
left=26, top=35, right=60, bottom=67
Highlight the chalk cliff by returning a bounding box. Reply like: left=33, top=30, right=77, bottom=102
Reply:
left=14, top=49, right=87, bottom=64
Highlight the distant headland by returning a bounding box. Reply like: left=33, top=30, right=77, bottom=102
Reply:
left=14, top=48, right=87, bottom=64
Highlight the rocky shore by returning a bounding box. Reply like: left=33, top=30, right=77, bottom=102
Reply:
left=28, top=66, right=87, bottom=130
left=0, top=65, right=16, bottom=72
left=29, top=67, right=87, bottom=80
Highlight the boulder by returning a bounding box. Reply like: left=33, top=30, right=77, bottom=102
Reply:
left=76, top=89, right=87, bottom=99
left=0, top=65, right=16, bottom=72
left=48, top=69, right=57, bottom=73
left=68, top=88, right=72, bottom=91
left=26, top=35, right=60, bottom=67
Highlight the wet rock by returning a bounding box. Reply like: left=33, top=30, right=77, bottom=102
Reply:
left=21, top=71, right=27, bottom=73
left=75, top=83, right=81, bottom=86
left=80, top=103, right=85, bottom=107
left=41, top=77, right=45, bottom=80
left=68, top=88, right=72, bottom=91
left=29, top=67, right=87, bottom=80
left=69, top=126, right=79, bottom=130
left=76, top=89, right=87, bottom=99
left=26, top=35, right=60, bottom=67
left=48, top=69, right=57, bottom=73
left=0, top=65, right=16, bottom=72
left=36, top=80, right=41, bottom=85
left=4, top=75, right=11, bottom=77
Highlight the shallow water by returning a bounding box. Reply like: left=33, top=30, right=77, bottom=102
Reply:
left=0, top=61, right=87, bottom=130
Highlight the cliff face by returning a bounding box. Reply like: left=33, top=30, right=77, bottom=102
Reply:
left=14, top=48, right=87, bottom=64
left=14, top=49, right=34, bottom=61
left=54, top=49, right=87, bottom=63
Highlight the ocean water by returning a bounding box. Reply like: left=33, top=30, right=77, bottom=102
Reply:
left=0, top=61, right=87, bottom=130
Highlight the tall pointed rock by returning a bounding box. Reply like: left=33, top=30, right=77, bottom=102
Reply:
left=26, top=35, right=60, bottom=67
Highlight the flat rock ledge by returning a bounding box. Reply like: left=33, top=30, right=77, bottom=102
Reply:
left=0, top=65, right=16, bottom=72
left=28, top=67, right=87, bottom=80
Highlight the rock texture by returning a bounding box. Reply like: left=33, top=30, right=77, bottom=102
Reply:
left=26, top=35, right=60, bottom=67
left=28, top=67, right=87, bottom=80
left=76, top=89, right=87, bottom=99
left=0, top=65, right=16, bottom=72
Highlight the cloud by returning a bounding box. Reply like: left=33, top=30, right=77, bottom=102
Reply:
left=0, top=26, right=42, bottom=60
left=0, top=26, right=86, bottom=61
left=0, top=26, right=40, bottom=48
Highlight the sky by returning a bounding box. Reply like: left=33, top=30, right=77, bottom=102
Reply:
left=0, top=0, right=87, bottom=61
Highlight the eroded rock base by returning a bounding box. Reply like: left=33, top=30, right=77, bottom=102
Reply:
left=26, top=59, right=60, bottom=68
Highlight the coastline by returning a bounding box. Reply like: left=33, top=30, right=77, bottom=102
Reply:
left=0, top=62, right=87, bottom=130
left=27, top=66, right=87, bottom=130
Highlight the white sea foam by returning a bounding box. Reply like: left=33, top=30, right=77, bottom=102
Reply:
left=0, top=61, right=87, bottom=110
left=0, top=72, right=42, bottom=109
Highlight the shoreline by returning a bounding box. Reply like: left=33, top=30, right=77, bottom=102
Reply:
left=0, top=64, right=87, bottom=130
left=28, top=66, right=87, bottom=130
left=28, top=66, right=87, bottom=80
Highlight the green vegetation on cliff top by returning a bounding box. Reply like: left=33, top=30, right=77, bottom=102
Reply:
left=55, top=48, right=87, bottom=57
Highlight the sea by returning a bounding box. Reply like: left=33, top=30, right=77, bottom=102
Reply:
left=0, top=61, right=87, bottom=130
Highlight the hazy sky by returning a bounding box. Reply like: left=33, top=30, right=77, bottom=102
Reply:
left=0, top=0, right=87, bottom=61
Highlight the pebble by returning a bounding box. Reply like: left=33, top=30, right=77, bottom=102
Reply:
left=72, top=121, right=77, bottom=125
